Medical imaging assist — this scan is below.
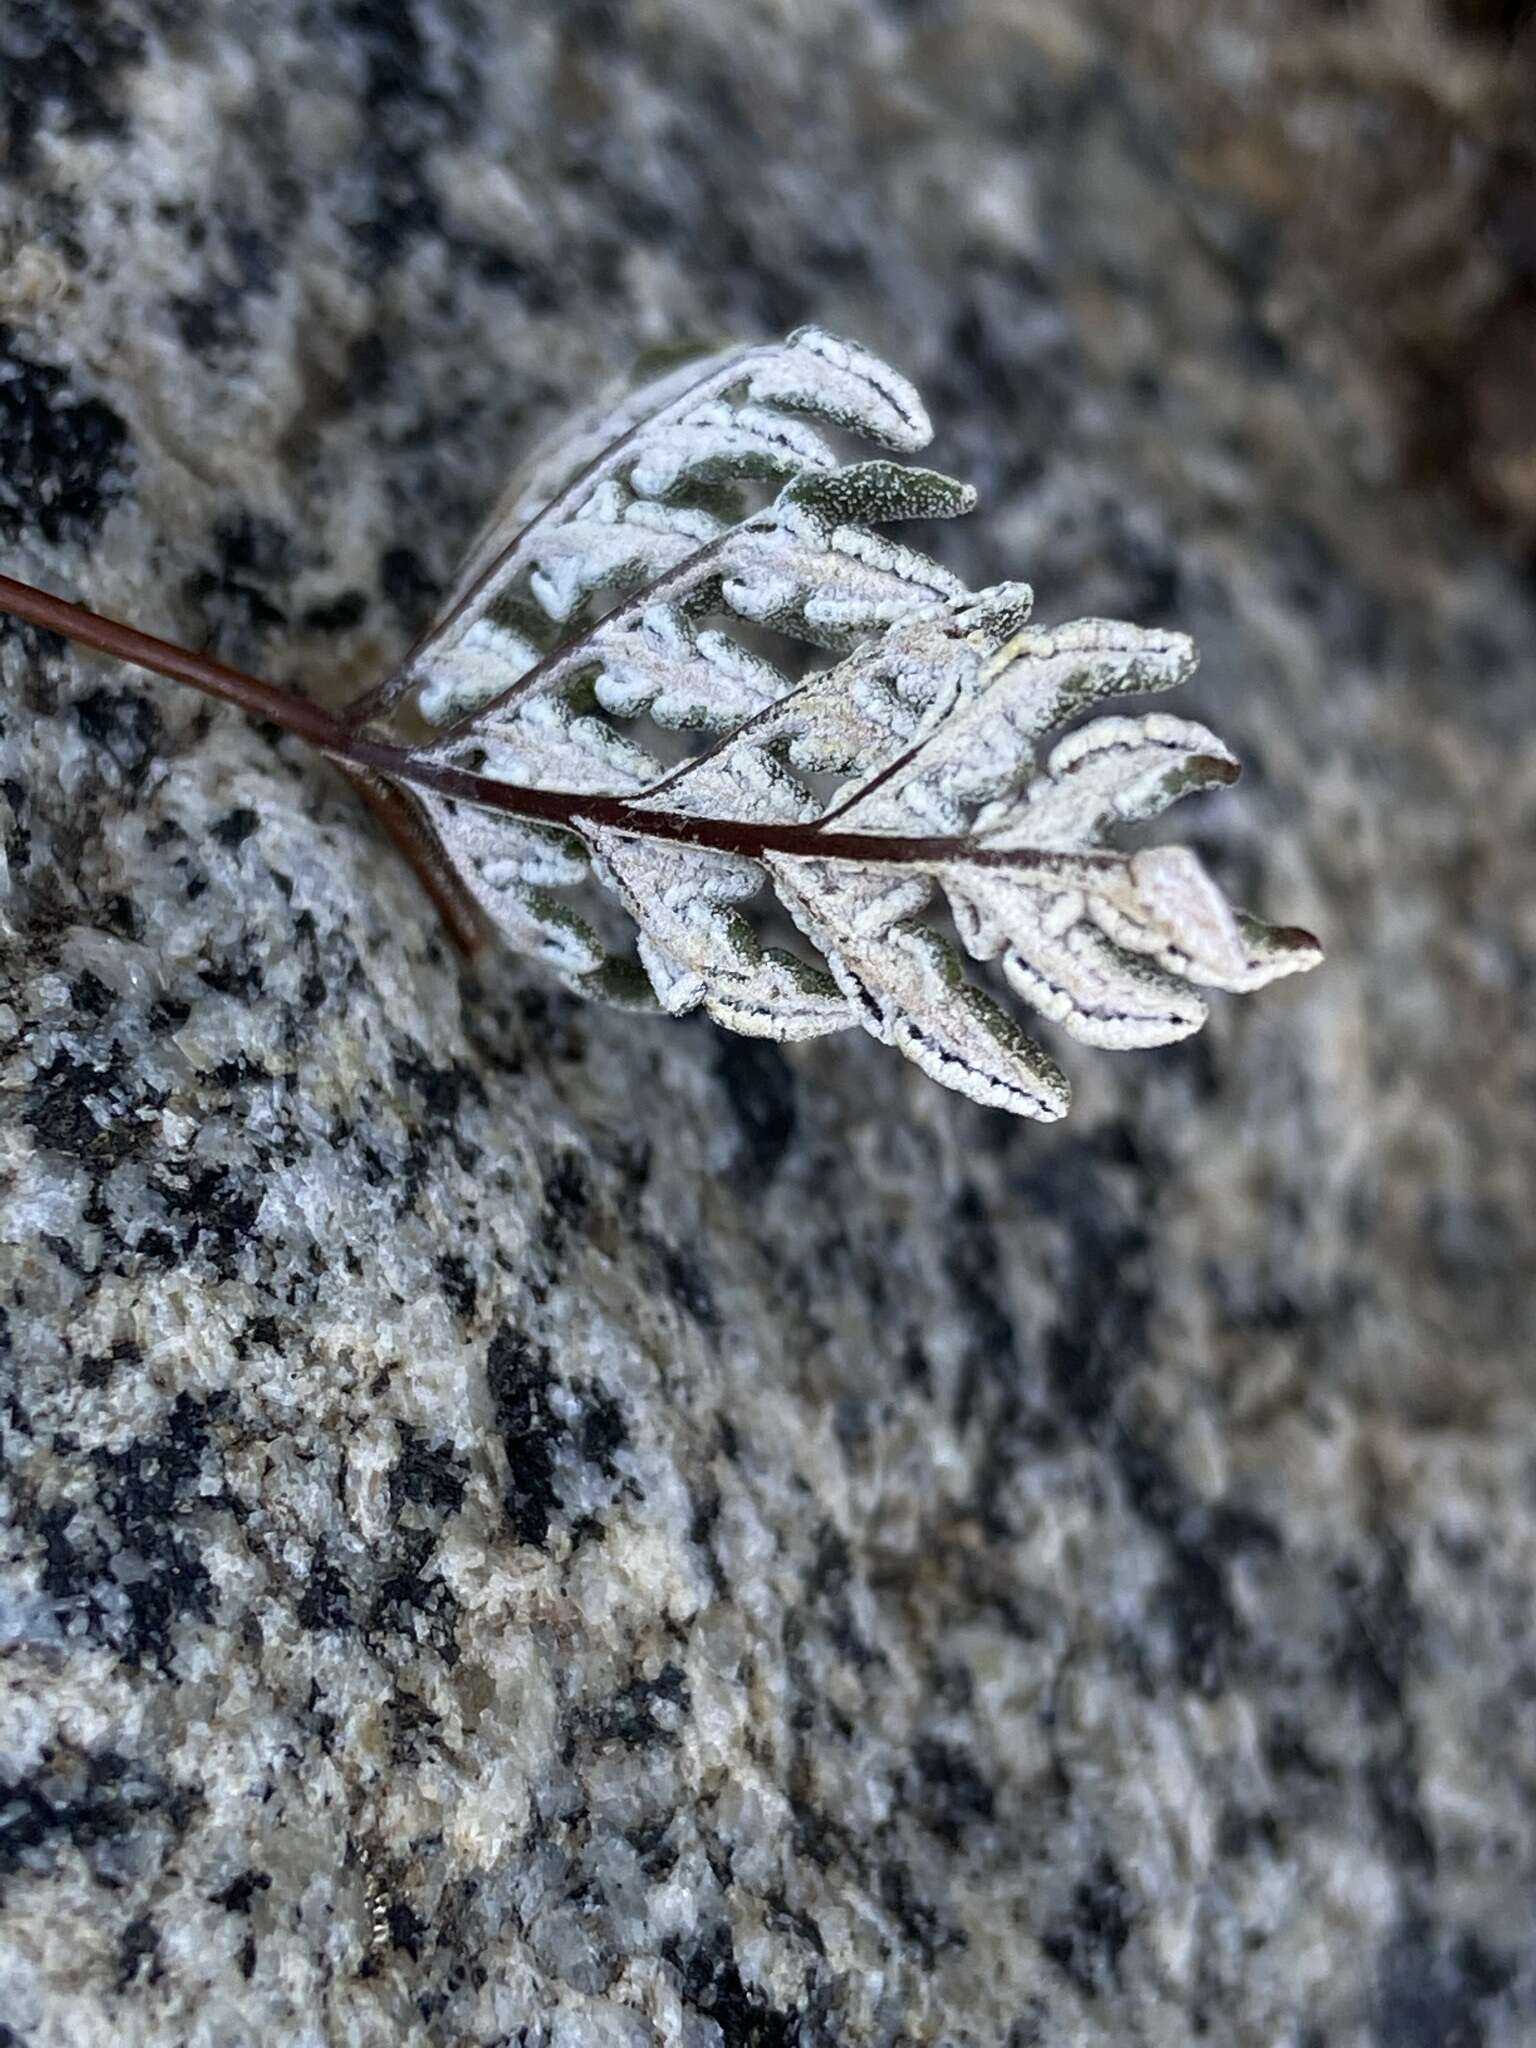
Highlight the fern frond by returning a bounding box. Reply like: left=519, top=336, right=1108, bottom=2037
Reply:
left=341, top=332, right=1320, bottom=1118
left=0, top=326, right=1320, bottom=1120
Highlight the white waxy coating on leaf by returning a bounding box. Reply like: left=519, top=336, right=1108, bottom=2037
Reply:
left=999, top=920, right=1209, bottom=1049
left=715, top=489, right=966, bottom=649
left=416, top=465, right=966, bottom=739
left=626, top=401, right=837, bottom=498
left=418, top=795, right=607, bottom=981
left=378, top=329, right=1320, bottom=1117
left=444, top=692, right=663, bottom=797
left=973, top=714, right=1238, bottom=851
left=591, top=609, right=787, bottom=730
left=587, top=827, right=851, bottom=1039
left=630, top=597, right=995, bottom=822
left=398, top=326, right=935, bottom=707
left=415, top=616, right=542, bottom=726
left=767, top=860, right=1071, bottom=1119
left=745, top=326, right=933, bottom=450
left=839, top=621, right=1198, bottom=834
left=524, top=489, right=724, bottom=622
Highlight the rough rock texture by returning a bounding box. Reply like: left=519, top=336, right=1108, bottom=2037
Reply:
left=1112, top=0, right=1536, bottom=556
left=2, top=4, right=1534, bottom=2044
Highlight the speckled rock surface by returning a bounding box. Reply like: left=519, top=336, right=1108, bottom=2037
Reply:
left=2, top=4, right=1535, bottom=2044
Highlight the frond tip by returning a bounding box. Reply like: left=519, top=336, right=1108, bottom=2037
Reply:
left=350, top=326, right=1321, bottom=1119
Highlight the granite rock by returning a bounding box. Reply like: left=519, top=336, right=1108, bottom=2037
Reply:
left=1, top=3, right=1534, bottom=2044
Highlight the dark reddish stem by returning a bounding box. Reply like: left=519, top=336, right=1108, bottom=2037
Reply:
left=0, top=573, right=349, bottom=746
left=0, top=570, right=1138, bottom=882
left=341, top=731, right=1123, bottom=872
left=339, top=765, right=486, bottom=957
left=0, top=572, right=484, bottom=955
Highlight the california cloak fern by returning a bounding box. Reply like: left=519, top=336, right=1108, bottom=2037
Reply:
left=0, top=326, right=1320, bottom=1119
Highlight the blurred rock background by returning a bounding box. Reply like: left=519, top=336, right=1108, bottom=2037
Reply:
left=1, top=2, right=1533, bottom=2043
left=1116, top=0, right=1536, bottom=555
